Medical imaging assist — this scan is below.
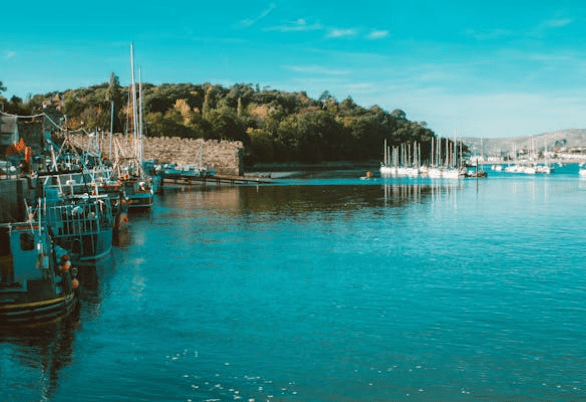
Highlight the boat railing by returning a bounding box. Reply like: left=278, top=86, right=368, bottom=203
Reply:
left=45, top=200, right=113, bottom=240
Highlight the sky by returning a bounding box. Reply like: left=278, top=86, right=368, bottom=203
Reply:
left=2, top=1, right=586, bottom=138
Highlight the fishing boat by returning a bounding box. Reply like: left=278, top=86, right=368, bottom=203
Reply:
left=0, top=220, right=79, bottom=325
left=110, top=44, right=155, bottom=210
left=111, top=154, right=154, bottom=210
left=122, top=177, right=154, bottom=209
left=42, top=187, right=114, bottom=266
left=37, top=144, right=117, bottom=265
left=45, top=128, right=128, bottom=231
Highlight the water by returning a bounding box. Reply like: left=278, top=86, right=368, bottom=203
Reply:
left=3, top=165, right=586, bottom=401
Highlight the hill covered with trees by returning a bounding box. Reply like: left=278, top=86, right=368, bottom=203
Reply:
left=0, top=76, right=438, bottom=166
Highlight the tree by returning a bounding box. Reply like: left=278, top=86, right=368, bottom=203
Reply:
left=107, top=73, right=122, bottom=104
left=3, top=80, right=439, bottom=164
left=247, top=128, right=275, bottom=163
left=206, top=107, right=248, bottom=143
left=390, top=109, right=407, bottom=120
left=0, top=81, right=6, bottom=95
left=318, top=90, right=333, bottom=103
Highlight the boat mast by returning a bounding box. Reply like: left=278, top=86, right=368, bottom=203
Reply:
left=109, top=101, right=114, bottom=161
left=453, top=135, right=457, bottom=168
left=130, top=43, right=139, bottom=159
left=139, top=67, right=144, bottom=164
left=445, top=138, right=449, bottom=167
left=431, top=137, right=434, bottom=167
left=383, top=139, right=387, bottom=166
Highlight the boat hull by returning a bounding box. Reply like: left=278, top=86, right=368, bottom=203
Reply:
left=0, top=292, right=77, bottom=325
left=127, top=194, right=154, bottom=209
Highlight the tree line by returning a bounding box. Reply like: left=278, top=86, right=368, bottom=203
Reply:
left=0, top=76, right=452, bottom=166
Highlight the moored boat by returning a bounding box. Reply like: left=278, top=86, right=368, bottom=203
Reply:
left=123, top=178, right=154, bottom=209
left=0, top=221, right=78, bottom=325
left=43, top=189, right=114, bottom=265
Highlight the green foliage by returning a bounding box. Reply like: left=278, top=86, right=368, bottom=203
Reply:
left=206, top=107, right=247, bottom=143
left=20, top=81, right=438, bottom=165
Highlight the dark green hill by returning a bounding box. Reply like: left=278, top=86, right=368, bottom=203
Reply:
left=1, top=81, right=436, bottom=165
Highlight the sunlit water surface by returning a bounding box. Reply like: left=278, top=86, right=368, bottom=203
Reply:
left=2, top=166, right=586, bottom=401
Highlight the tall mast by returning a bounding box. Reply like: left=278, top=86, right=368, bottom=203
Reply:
left=445, top=138, right=449, bottom=167
left=453, top=134, right=457, bottom=168
left=431, top=137, right=434, bottom=167
left=109, top=101, right=114, bottom=161
left=435, top=137, right=442, bottom=167
left=139, top=67, right=144, bottom=163
left=130, top=43, right=139, bottom=156
left=383, top=139, right=387, bottom=165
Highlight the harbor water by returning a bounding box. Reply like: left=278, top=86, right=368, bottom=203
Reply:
left=2, top=165, right=586, bottom=401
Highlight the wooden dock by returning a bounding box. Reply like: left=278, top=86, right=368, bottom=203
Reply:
left=160, top=173, right=273, bottom=188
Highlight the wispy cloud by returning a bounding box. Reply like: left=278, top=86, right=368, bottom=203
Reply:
left=285, top=65, right=351, bottom=75
left=5, top=51, right=16, bottom=59
left=528, top=16, right=574, bottom=37
left=263, top=18, right=324, bottom=32
left=344, top=82, right=378, bottom=94
left=466, top=15, right=574, bottom=41
left=237, top=3, right=277, bottom=28
left=464, top=28, right=516, bottom=40
left=367, top=30, right=389, bottom=40
left=327, top=28, right=358, bottom=38
left=543, top=18, right=573, bottom=28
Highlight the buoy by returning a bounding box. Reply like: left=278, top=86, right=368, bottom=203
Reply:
left=72, top=279, right=79, bottom=289
left=366, top=171, right=372, bottom=178
left=63, top=260, right=71, bottom=271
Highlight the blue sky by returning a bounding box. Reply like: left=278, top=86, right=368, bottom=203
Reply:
left=2, top=1, right=586, bottom=138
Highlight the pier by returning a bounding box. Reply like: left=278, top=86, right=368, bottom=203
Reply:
left=159, top=173, right=273, bottom=188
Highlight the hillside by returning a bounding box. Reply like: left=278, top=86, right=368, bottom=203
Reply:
left=1, top=82, right=436, bottom=166
left=461, top=129, right=586, bottom=155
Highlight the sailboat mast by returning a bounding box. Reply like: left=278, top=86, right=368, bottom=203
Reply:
left=139, top=67, right=144, bottom=164
left=435, top=137, right=442, bottom=167
left=130, top=43, right=139, bottom=156
left=383, top=139, right=387, bottom=165
left=431, top=137, right=434, bottom=167
left=109, top=101, right=114, bottom=161
left=445, top=138, right=449, bottom=167
left=453, top=136, right=457, bottom=168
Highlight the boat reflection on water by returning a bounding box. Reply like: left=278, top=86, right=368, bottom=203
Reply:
left=0, top=310, right=79, bottom=401
left=382, top=181, right=465, bottom=207
left=0, top=250, right=117, bottom=401
left=157, top=177, right=467, bottom=217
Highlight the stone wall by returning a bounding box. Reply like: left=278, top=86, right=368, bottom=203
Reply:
left=69, top=134, right=244, bottom=176
left=142, top=136, right=244, bottom=176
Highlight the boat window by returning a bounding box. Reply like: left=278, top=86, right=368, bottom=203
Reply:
left=20, top=232, right=35, bottom=251
left=0, top=229, right=10, bottom=256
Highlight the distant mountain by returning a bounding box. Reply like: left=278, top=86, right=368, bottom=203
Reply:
left=461, top=129, right=586, bottom=155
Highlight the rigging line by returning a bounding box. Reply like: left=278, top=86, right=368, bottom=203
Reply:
left=0, top=111, right=46, bottom=119
left=43, top=113, right=63, bottom=130
left=0, top=111, right=65, bottom=131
